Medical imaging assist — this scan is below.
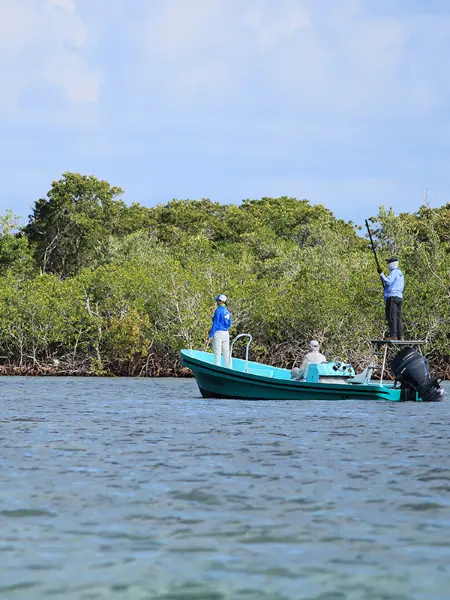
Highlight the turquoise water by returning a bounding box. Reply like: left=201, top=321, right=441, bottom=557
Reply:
left=1, top=377, right=450, bottom=599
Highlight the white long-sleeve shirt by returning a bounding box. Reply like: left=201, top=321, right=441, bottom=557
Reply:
left=299, top=350, right=327, bottom=375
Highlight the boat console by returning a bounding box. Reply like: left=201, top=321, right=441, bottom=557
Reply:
left=304, top=362, right=355, bottom=384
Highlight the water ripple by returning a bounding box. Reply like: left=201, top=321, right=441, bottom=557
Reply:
left=0, top=377, right=449, bottom=599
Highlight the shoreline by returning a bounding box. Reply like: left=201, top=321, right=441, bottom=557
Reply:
left=0, top=363, right=448, bottom=380
left=0, top=364, right=194, bottom=378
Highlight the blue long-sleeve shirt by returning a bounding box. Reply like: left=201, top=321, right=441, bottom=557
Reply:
left=380, top=268, right=404, bottom=300
left=209, top=305, right=232, bottom=337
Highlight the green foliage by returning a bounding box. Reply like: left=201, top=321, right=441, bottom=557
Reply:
left=0, top=174, right=449, bottom=376
left=24, top=172, right=149, bottom=277
left=0, top=211, right=34, bottom=276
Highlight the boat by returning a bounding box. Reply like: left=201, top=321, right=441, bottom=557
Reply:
left=180, top=335, right=444, bottom=402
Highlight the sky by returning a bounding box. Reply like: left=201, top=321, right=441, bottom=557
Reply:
left=1, top=0, right=450, bottom=226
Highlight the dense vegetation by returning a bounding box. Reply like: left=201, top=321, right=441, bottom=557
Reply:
left=1, top=172, right=449, bottom=377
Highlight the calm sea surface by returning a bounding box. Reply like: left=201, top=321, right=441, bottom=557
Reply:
left=1, top=377, right=450, bottom=600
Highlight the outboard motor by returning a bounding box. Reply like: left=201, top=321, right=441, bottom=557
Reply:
left=391, top=347, right=444, bottom=402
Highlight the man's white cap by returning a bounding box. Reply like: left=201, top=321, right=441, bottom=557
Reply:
left=309, top=340, right=320, bottom=349
left=215, top=294, right=227, bottom=302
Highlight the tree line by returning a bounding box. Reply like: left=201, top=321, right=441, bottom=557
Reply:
left=1, top=172, right=449, bottom=377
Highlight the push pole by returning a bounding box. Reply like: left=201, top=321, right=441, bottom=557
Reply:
left=365, top=219, right=384, bottom=288
left=366, top=220, right=388, bottom=373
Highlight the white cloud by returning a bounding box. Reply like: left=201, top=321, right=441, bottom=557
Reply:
left=0, top=0, right=101, bottom=114
left=244, top=0, right=310, bottom=49
left=44, top=55, right=101, bottom=103
left=49, top=0, right=77, bottom=10
left=151, top=0, right=225, bottom=54
left=135, top=0, right=450, bottom=119
left=0, top=0, right=38, bottom=57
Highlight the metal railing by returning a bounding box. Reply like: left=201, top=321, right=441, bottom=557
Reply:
left=230, top=333, right=253, bottom=372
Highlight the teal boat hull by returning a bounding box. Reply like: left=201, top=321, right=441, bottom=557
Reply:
left=180, top=350, right=407, bottom=401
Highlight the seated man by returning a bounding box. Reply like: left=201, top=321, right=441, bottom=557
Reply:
left=291, top=340, right=327, bottom=381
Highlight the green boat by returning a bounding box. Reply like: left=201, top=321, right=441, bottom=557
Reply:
left=180, top=336, right=444, bottom=402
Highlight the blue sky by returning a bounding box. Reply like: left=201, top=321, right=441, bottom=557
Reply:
left=1, top=0, right=449, bottom=226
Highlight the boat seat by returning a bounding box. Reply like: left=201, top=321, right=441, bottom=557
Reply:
left=348, top=365, right=376, bottom=385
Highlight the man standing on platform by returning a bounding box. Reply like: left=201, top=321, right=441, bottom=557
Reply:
left=378, top=257, right=404, bottom=340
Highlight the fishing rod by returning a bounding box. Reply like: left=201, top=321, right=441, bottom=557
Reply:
left=365, top=219, right=384, bottom=286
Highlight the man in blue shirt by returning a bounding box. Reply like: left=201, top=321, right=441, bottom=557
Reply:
left=378, top=257, right=404, bottom=340
left=208, top=294, right=233, bottom=367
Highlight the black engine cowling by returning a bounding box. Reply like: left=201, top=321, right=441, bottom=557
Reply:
left=391, top=347, right=444, bottom=402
